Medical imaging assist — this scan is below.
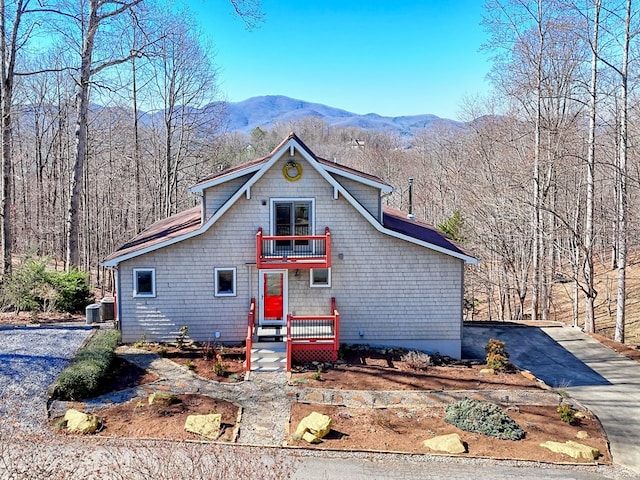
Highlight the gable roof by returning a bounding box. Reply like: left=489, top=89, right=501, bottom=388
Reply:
left=190, top=133, right=393, bottom=194
left=103, top=133, right=478, bottom=266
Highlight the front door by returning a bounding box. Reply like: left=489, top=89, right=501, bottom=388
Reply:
left=259, top=270, right=287, bottom=325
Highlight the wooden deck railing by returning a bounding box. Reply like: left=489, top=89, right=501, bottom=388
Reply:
left=245, top=298, right=256, bottom=372
left=286, top=297, right=339, bottom=372
left=256, top=227, right=331, bottom=269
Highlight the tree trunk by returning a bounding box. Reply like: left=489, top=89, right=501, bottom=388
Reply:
left=66, top=0, right=98, bottom=270
left=615, top=0, right=631, bottom=344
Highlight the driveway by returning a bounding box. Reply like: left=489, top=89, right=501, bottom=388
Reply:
left=0, top=323, right=632, bottom=479
left=0, top=325, right=93, bottom=433
left=463, top=323, right=640, bottom=476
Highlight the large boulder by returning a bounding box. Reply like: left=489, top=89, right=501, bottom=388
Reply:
left=64, top=408, right=100, bottom=434
left=184, top=413, right=222, bottom=440
left=423, top=433, right=467, bottom=454
left=540, top=440, right=600, bottom=460
left=293, top=412, right=332, bottom=443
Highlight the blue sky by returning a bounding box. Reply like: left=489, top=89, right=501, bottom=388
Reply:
left=190, top=0, right=491, bottom=120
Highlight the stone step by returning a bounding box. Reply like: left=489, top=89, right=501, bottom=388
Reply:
left=250, top=344, right=287, bottom=371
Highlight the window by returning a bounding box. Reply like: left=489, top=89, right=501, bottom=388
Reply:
left=271, top=199, right=314, bottom=252
left=215, top=267, right=236, bottom=296
left=133, top=268, right=156, bottom=297
left=310, top=268, right=331, bottom=288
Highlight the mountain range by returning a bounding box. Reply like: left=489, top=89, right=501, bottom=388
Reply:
left=222, top=95, right=458, bottom=137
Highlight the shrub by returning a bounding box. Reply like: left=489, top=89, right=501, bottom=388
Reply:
left=484, top=338, right=512, bottom=372
left=212, top=354, right=228, bottom=376
left=176, top=325, right=189, bottom=350
left=47, top=268, right=93, bottom=313
left=53, top=329, right=120, bottom=400
left=5, top=257, right=49, bottom=312
left=401, top=350, right=431, bottom=370
left=444, top=398, right=525, bottom=441
left=3, top=257, right=93, bottom=314
left=557, top=405, right=576, bottom=424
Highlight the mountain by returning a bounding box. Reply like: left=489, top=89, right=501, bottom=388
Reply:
left=222, top=95, right=458, bottom=137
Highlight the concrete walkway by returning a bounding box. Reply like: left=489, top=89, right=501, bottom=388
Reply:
left=463, top=323, right=640, bottom=476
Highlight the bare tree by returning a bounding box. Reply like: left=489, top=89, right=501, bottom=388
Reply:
left=615, top=0, right=632, bottom=343
left=583, top=0, right=601, bottom=334
left=0, top=0, right=34, bottom=276
left=64, top=0, right=144, bottom=270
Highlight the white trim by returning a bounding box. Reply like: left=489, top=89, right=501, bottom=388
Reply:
left=310, top=268, right=331, bottom=288
left=189, top=164, right=262, bottom=193
left=322, top=163, right=393, bottom=193
left=133, top=268, right=156, bottom=297
left=214, top=267, right=237, bottom=297
left=103, top=136, right=478, bottom=267
left=258, top=269, right=288, bottom=326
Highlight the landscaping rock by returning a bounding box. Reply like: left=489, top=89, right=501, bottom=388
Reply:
left=64, top=408, right=99, bottom=434
left=294, top=412, right=332, bottom=443
left=520, top=370, right=536, bottom=381
left=539, top=440, right=600, bottom=460
left=423, top=433, right=466, bottom=454
left=184, top=413, right=222, bottom=439
left=148, top=392, right=178, bottom=406
left=576, top=430, right=590, bottom=439
left=479, top=368, right=495, bottom=375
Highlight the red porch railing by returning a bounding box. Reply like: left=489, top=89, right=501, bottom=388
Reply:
left=256, top=227, right=331, bottom=269
left=245, top=298, right=256, bottom=372
left=286, top=297, right=339, bottom=372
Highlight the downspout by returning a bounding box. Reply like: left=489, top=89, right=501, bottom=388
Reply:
left=114, top=265, right=121, bottom=330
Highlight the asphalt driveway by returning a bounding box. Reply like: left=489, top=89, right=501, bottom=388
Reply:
left=463, top=323, right=640, bottom=476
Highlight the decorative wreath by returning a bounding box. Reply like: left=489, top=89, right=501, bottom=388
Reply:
left=283, top=161, right=303, bottom=182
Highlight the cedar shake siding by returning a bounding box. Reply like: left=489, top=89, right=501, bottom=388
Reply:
left=104, top=133, right=477, bottom=358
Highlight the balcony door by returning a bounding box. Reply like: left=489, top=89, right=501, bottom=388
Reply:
left=271, top=199, right=314, bottom=254
left=259, top=270, right=287, bottom=325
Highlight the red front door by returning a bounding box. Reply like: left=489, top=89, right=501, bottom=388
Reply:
left=262, top=271, right=285, bottom=323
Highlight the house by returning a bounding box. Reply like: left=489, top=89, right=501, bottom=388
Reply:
left=103, top=133, right=478, bottom=369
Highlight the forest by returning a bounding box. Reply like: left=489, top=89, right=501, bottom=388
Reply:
left=0, top=0, right=638, bottom=343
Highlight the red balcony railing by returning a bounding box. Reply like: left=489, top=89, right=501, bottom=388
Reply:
left=245, top=298, right=256, bottom=372
left=256, top=227, right=331, bottom=270
left=286, top=297, right=339, bottom=371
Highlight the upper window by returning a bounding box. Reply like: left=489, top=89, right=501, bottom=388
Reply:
left=271, top=199, right=314, bottom=253
left=310, top=268, right=331, bottom=288
left=133, top=268, right=156, bottom=297
left=215, top=267, right=237, bottom=297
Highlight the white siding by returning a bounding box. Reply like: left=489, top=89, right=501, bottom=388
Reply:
left=118, top=153, right=464, bottom=357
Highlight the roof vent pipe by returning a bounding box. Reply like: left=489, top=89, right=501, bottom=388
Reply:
left=408, top=177, right=414, bottom=217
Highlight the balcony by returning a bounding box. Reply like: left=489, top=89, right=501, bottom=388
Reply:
left=256, top=227, right=331, bottom=270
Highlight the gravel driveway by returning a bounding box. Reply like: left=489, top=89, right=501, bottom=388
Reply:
left=0, top=325, right=93, bottom=433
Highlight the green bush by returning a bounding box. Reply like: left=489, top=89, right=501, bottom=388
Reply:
left=53, top=329, right=120, bottom=400
left=557, top=405, right=576, bottom=424
left=3, top=256, right=93, bottom=314
left=5, top=257, right=50, bottom=312
left=444, top=398, right=525, bottom=441
left=47, top=268, right=93, bottom=313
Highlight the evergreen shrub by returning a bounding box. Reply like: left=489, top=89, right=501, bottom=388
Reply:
left=444, top=398, right=525, bottom=440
